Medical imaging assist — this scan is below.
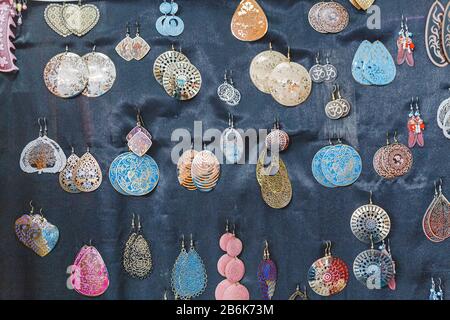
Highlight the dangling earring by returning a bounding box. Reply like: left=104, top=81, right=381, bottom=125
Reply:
left=323, top=55, right=338, bottom=82
left=171, top=234, right=207, bottom=299
left=132, top=20, right=151, bottom=61
left=226, top=71, right=241, bottom=107
left=190, top=143, right=221, bottom=192
left=177, top=142, right=198, bottom=191
left=404, top=17, right=415, bottom=67
left=309, top=52, right=326, bottom=83
left=217, top=70, right=234, bottom=102
left=257, top=241, right=277, bottom=300
left=115, top=23, right=133, bottom=61
left=220, top=113, right=244, bottom=164
left=288, top=285, right=308, bottom=300
left=422, top=179, right=450, bottom=242
left=437, top=278, right=444, bottom=300
left=73, top=146, right=103, bottom=193
left=415, top=97, right=425, bottom=147
left=265, top=117, right=290, bottom=152
left=325, top=85, right=344, bottom=120
left=397, top=15, right=406, bottom=65
left=59, top=146, right=81, bottom=193
left=430, top=277, right=438, bottom=300
left=123, top=214, right=152, bottom=279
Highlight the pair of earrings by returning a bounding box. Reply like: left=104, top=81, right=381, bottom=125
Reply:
left=15, top=201, right=59, bottom=257
left=217, top=70, right=241, bottom=106
left=171, top=234, right=207, bottom=300
left=309, top=53, right=338, bottom=83
left=116, top=21, right=151, bottom=61
left=20, top=118, right=67, bottom=175
left=59, top=146, right=103, bottom=193
left=257, top=241, right=277, bottom=300
left=216, top=222, right=249, bottom=300
left=397, top=15, right=415, bottom=67
left=122, top=214, right=152, bottom=279
left=430, top=278, right=445, bottom=300
left=407, top=97, right=425, bottom=148
left=325, top=85, right=351, bottom=120
left=156, top=0, right=184, bottom=37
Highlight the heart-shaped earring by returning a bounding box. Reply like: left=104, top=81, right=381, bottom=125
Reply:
left=61, top=0, right=100, bottom=37
left=15, top=202, right=59, bottom=257
left=44, top=3, right=72, bottom=37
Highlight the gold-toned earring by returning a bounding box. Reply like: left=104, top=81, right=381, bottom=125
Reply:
left=73, top=146, right=102, bottom=193
left=59, top=146, right=81, bottom=194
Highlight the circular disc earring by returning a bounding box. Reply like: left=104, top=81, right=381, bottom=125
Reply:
left=217, top=70, right=235, bottom=102
left=153, top=45, right=190, bottom=84
left=43, top=46, right=88, bottom=98
left=309, top=52, right=327, bottom=83
left=82, top=45, right=116, bottom=97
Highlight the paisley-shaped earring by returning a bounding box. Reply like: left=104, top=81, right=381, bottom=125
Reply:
left=257, top=241, right=277, bottom=300
left=268, top=47, right=312, bottom=107
left=59, top=146, right=81, bottom=193
left=73, top=146, right=103, bottom=193
left=288, top=285, right=308, bottom=300
left=67, top=241, right=110, bottom=297
left=231, top=0, right=268, bottom=42
left=20, top=118, right=67, bottom=174
left=15, top=202, right=59, bottom=257
left=220, top=114, right=244, bottom=164
left=171, top=234, right=207, bottom=300
left=308, top=241, right=349, bottom=297
left=123, top=214, right=152, bottom=279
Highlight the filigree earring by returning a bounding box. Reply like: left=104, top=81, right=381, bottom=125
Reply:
left=123, top=214, right=152, bottom=279
left=67, top=241, right=109, bottom=297
left=265, top=118, right=290, bottom=152
left=225, top=71, right=241, bottom=106
left=15, top=202, right=59, bottom=257
left=59, top=147, right=81, bottom=193
left=308, top=241, right=349, bottom=296
left=422, top=179, right=450, bottom=242
left=425, top=1, right=448, bottom=68
left=20, top=118, right=67, bottom=174
left=217, top=70, right=234, bottom=102
left=220, top=114, right=244, bottom=164
left=171, top=234, right=207, bottom=300
left=73, top=146, right=102, bottom=193
left=257, top=241, right=277, bottom=300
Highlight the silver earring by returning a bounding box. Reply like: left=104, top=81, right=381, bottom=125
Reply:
left=217, top=70, right=235, bottom=102
left=309, top=52, right=326, bottom=83
left=226, top=70, right=241, bottom=106
left=323, top=55, right=338, bottom=82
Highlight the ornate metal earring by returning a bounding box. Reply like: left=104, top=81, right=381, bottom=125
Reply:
left=325, top=85, right=344, bottom=120
left=257, top=241, right=277, bottom=300
left=323, top=56, right=338, bottom=82
left=59, top=146, right=81, bottom=194
left=265, top=118, right=290, bottom=152
left=226, top=71, right=241, bottom=106
left=309, top=52, right=326, bottom=83
left=73, top=146, right=102, bottom=193
left=217, top=70, right=235, bottom=102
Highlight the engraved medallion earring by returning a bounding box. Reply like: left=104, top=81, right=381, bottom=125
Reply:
left=226, top=71, right=241, bottom=106
left=309, top=52, right=326, bottom=83
left=217, top=70, right=234, bottom=102
left=323, top=55, right=338, bottom=82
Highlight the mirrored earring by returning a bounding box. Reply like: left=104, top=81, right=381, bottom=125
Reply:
left=73, top=146, right=102, bottom=193
left=20, top=118, right=67, bottom=174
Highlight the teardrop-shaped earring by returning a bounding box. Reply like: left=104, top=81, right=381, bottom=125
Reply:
left=73, top=146, right=103, bottom=193
left=123, top=214, right=153, bottom=279
left=59, top=146, right=81, bottom=193
left=231, top=0, right=268, bottom=42
left=257, top=241, right=277, bottom=300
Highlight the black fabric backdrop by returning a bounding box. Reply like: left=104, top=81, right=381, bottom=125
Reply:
left=0, top=0, right=449, bottom=300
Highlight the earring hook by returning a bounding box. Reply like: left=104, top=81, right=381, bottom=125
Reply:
left=29, top=200, right=34, bottom=214
left=369, top=190, right=373, bottom=204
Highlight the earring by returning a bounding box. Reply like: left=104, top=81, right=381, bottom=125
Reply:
left=422, top=179, right=450, bottom=242
left=156, top=0, right=184, bottom=36
left=323, top=55, right=338, bottom=82
left=308, top=241, right=349, bottom=296
left=225, top=71, right=241, bottom=106
left=20, top=118, right=67, bottom=174
left=220, top=114, right=244, bottom=164
left=414, top=97, right=425, bottom=147
left=171, top=234, right=207, bottom=300
left=59, top=146, right=81, bottom=193
left=122, top=214, right=152, bottom=279
left=335, top=85, right=351, bottom=118
left=325, top=85, right=344, bottom=120
left=67, top=241, right=110, bottom=297
left=15, top=202, right=59, bottom=257
left=177, top=143, right=198, bottom=191
left=265, top=117, right=290, bottom=152
left=81, top=45, right=116, bottom=98
left=190, top=144, right=221, bottom=192
left=73, top=146, right=102, bottom=193
left=425, top=1, right=448, bottom=68
left=437, top=278, right=444, bottom=300
left=379, top=239, right=396, bottom=290
left=288, top=285, right=308, bottom=300
left=127, top=110, right=153, bottom=157
left=250, top=42, right=289, bottom=94
left=257, top=241, right=277, bottom=300
left=43, top=46, right=89, bottom=98
left=115, top=23, right=133, bottom=61
left=309, top=52, right=327, bottom=83
left=397, top=15, right=406, bottom=65
left=404, top=17, right=415, bottom=67
left=217, top=70, right=235, bottom=102
left=132, top=20, right=151, bottom=61
left=231, top=0, right=268, bottom=42
left=408, top=97, right=425, bottom=148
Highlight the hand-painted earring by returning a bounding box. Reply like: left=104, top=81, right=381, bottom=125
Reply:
left=397, top=16, right=415, bottom=67
left=414, top=97, right=425, bottom=147
left=265, top=118, right=290, bottom=152
left=122, top=214, right=152, bottom=279
left=67, top=241, right=109, bottom=297
left=257, top=241, right=277, bottom=300
left=59, top=146, right=81, bottom=193
left=171, top=234, right=207, bottom=300
left=81, top=45, right=116, bottom=98
left=73, top=146, right=103, bottom=193
left=127, top=111, right=153, bottom=157
left=20, top=118, right=67, bottom=174
left=15, top=203, right=59, bottom=257
left=220, top=114, right=244, bottom=164
left=131, top=20, right=151, bottom=60
left=288, top=285, right=308, bottom=300
left=308, top=241, right=349, bottom=297
left=323, top=56, right=338, bottom=82
left=115, top=23, right=134, bottom=61
left=408, top=97, right=425, bottom=148
left=231, top=0, right=268, bottom=42
left=309, top=52, right=327, bottom=83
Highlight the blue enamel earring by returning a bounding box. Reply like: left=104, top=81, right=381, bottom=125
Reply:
left=156, top=0, right=184, bottom=37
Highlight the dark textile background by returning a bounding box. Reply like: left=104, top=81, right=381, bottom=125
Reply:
left=0, top=0, right=449, bottom=300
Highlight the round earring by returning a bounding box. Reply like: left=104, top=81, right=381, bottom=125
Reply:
left=81, top=45, right=116, bottom=97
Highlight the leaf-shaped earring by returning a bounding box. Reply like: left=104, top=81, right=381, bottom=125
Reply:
left=73, top=146, right=103, bottom=193
left=123, top=214, right=152, bottom=279
left=257, top=241, right=277, bottom=300
left=20, top=118, right=67, bottom=174
left=59, top=146, right=81, bottom=193
left=67, top=242, right=110, bottom=297
left=171, top=235, right=207, bottom=299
